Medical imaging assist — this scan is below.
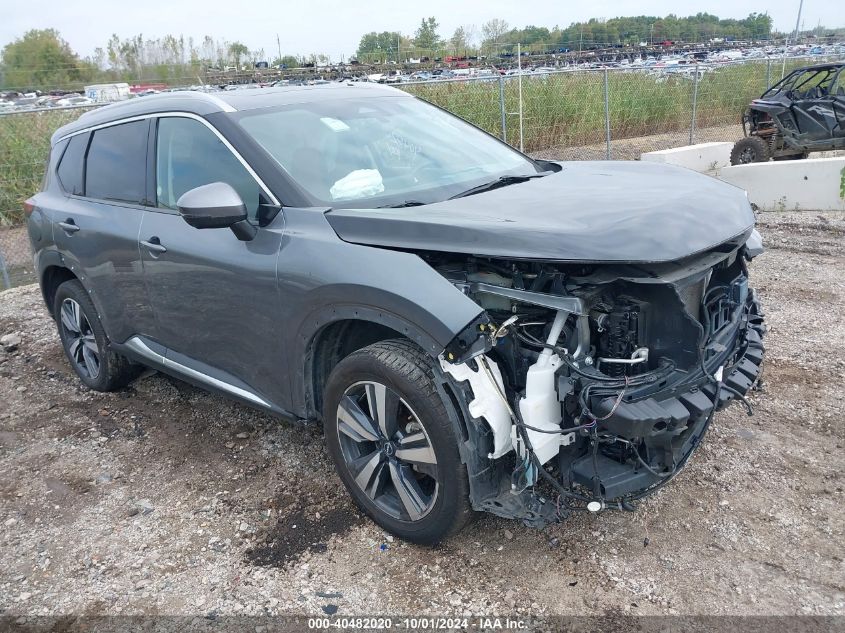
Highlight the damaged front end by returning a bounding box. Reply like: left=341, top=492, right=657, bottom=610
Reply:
left=434, top=234, right=766, bottom=526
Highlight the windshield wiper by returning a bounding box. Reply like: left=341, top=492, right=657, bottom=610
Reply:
left=448, top=172, right=550, bottom=200
left=376, top=200, right=427, bottom=208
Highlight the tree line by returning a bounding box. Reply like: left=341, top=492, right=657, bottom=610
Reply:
left=355, top=13, right=779, bottom=61
left=0, top=30, right=326, bottom=91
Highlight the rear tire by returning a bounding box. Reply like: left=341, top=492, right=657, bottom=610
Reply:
left=322, top=339, right=472, bottom=544
left=730, top=136, right=770, bottom=165
left=53, top=279, right=138, bottom=391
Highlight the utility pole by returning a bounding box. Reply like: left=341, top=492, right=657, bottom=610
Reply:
left=782, top=0, right=804, bottom=78
left=792, top=0, right=804, bottom=44
left=276, top=34, right=282, bottom=67
left=517, top=43, right=524, bottom=153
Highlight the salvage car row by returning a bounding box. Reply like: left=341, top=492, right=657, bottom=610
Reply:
left=3, top=50, right=843, bottom=114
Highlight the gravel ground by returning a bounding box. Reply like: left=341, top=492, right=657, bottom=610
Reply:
left=0, top=210, right=843, bottom=620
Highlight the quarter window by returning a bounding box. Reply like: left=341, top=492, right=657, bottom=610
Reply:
left=85, top=121, right=148, bottom=205
left=56, top=133, right=88, bottom=195
left=155, top=117, right=261, bottom=219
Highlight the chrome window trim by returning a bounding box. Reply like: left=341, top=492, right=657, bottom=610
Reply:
left=56, top=111, right=279, bottom=206
left=67, top=194, right=148, bottom=212
left=57, top=114, right=151, bottom=141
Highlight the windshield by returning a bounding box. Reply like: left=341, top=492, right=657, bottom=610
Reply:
left=235, top=95, right=540, bottom=208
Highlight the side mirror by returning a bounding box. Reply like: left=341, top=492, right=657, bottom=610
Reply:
left=176, top=182, right=257, bottom=241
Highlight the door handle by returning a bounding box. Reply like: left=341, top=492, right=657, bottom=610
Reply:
left=58, top=219, right=80, bottom=234
left=141, top=237, right=167, bottom=254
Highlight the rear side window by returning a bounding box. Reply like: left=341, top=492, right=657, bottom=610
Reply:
left=85, top=120, right=148, bottom=205
left=56, top=134, right=87, bottom=195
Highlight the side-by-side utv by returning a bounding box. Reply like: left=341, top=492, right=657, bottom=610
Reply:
left=731, top=62, right=845, bottom=165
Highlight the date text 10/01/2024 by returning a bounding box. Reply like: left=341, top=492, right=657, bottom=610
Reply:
left=307, top=617, right=528, bottom=630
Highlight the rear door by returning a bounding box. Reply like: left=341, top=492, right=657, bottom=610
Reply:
left=138, top=114, right=287, bottom=408
left=52, top=120, right=156, bottom=342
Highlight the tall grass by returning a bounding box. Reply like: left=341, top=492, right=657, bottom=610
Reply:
left=401, top=61, right=779, bottom=152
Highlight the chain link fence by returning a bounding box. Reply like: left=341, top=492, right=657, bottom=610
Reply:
left=401, top=55, right=841, bottom=160
left=0, top=55, right=841, bottom=289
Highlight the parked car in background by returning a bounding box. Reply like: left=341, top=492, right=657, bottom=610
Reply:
left=28, top=84, right=765, bottom=543
left=84, top=83, right=131, bottom=103
left=11, top=96, right=39, bottom=108
left=55, top=96, right=95, bottom=107
left=380, top=70, right=404, bottom=84
left=731, top=62, right=845, bottom=164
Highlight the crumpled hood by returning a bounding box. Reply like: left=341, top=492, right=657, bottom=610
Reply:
left=324, top=160, right=756, bottom=263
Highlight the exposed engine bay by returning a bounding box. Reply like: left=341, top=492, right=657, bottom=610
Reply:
left=432, top=234, right=766, bottom=526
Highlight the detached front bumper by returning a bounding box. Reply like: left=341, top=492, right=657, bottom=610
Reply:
left=569, top=289, right=766, bottom=500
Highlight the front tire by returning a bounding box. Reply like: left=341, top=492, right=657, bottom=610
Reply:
left=730, top=136, right=770, bottom=165
left=322, top=340, right=472, bottom=544
left=53, top=279, right=138, bottom=391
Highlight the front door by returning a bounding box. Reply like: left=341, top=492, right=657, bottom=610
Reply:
left=139, top=115, right=288, bottom=408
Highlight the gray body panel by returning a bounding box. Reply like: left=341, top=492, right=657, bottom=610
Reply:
left=325, top=160, right=756, bottom=263
left=275, top=208, right=484, bottom=411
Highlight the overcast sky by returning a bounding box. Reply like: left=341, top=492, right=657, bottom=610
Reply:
left=0, top=0, right=839, bottom=61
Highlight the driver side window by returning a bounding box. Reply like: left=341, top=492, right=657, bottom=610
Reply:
left=156, top=117, right=261, bottom=220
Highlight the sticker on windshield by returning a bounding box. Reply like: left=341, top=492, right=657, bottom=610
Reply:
left=320, top=117, right=351, bottom=132
left=330, top=169, right=385, bottom=200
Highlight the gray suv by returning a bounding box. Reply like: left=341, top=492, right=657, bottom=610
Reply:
left=27, top=84, right=766, bottom=543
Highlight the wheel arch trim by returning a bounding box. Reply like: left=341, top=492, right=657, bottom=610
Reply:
left=38, top=252, right=107, bottom=326
left=293, top=305, right=448, bottom=420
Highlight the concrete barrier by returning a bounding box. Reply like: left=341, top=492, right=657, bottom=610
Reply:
left=716, top=157, right=845, bottom=211
left=641, top=142, right=732, bottom=172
